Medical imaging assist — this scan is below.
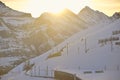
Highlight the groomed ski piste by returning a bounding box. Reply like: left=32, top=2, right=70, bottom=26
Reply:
left=1, top=19, right=120, bottom=80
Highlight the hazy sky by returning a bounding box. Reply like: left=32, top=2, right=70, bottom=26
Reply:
left=1, top=0, right=120, bottom=17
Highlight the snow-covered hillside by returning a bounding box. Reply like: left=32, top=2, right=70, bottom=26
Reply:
left=2, top=15, right=120, bottom=80
left=0, top=1, right=88, bottom=76
left=78, top=6, right=112, bottom=26
left=0, top=1, right=120, bottom=79
left=0, top=1, right=36, bottom=75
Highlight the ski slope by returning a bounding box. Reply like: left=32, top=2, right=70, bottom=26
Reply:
left=1, top=19, right=120, bottom=80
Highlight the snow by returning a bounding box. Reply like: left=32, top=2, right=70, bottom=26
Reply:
left=1, top=13, right=120, bottom=80
left=3, top=19, right=120, bottom=80
left=0, top=57, right=20, bottom=66
left=2, top=17, right=34, bottom=27
left=2, top=72, right=55, bottom=80
left=78, top=6, right=111, bottom=26
left=0, top=19, right=10, bottom=31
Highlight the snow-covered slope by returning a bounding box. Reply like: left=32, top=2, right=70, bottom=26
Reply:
left=78, top=6, right=112, bottom=26
left=0, top=1, right=87, bottom=66
left=1, top=1, right=120, bottom=78
left=2, top=16, right=120, bottom=80
left=23, top=9, right=88, bottom=55
left=35, top=9, right=87, bottom=38
left=0, top=1, right=36, bottom=75
left=0, top=1, right=87, bottom=76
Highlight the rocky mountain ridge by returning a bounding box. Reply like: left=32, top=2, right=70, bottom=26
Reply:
left=0, top=1, right=120, bottom=75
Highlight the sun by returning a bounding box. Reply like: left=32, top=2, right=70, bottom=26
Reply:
left=2, top=0, right=119, bottom=18
left=23, top=0, right=92, bottom=17
left=26, top=0, right=67, bottom=17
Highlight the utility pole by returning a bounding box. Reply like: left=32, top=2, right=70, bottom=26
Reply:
left=110, top=36, right=113, bottom=52
left=78, top=47, right=79, bottom=54
left=46, top=66, right=48, bottom=76
left=78, top=66, right=80, bottom=70
left=51, top=69, right=53, bottom=77
left=84, top=37, right=87, bottom=53
left=38, top=66, right=40, bottom=76
left=117, top=65, right=119, bottom=71
left=34, top=66, right=36, bottom=76
left=104, top=65, right=106, bottom=71
left=66, top=43, right=69, bottom=56
left=30, top=69, right=33, bottom=76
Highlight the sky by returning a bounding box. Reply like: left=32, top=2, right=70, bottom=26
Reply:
left=1, top=0, right=120, bottom=17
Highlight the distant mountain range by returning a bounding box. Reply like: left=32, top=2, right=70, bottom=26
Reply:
left=0, top=1, right=120, bottom=75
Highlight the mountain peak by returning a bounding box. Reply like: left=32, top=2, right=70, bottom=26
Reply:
left=84, top=6, right=91, bottom=10
left=78, top=6, right=110, bottom=26
left=79, top=6, right=94, bottom=14
left=59, top=8, right=78, bottom=18
left=112, top=12, right=120, bottom=19
left=0, top=1, right=6, bottom=7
